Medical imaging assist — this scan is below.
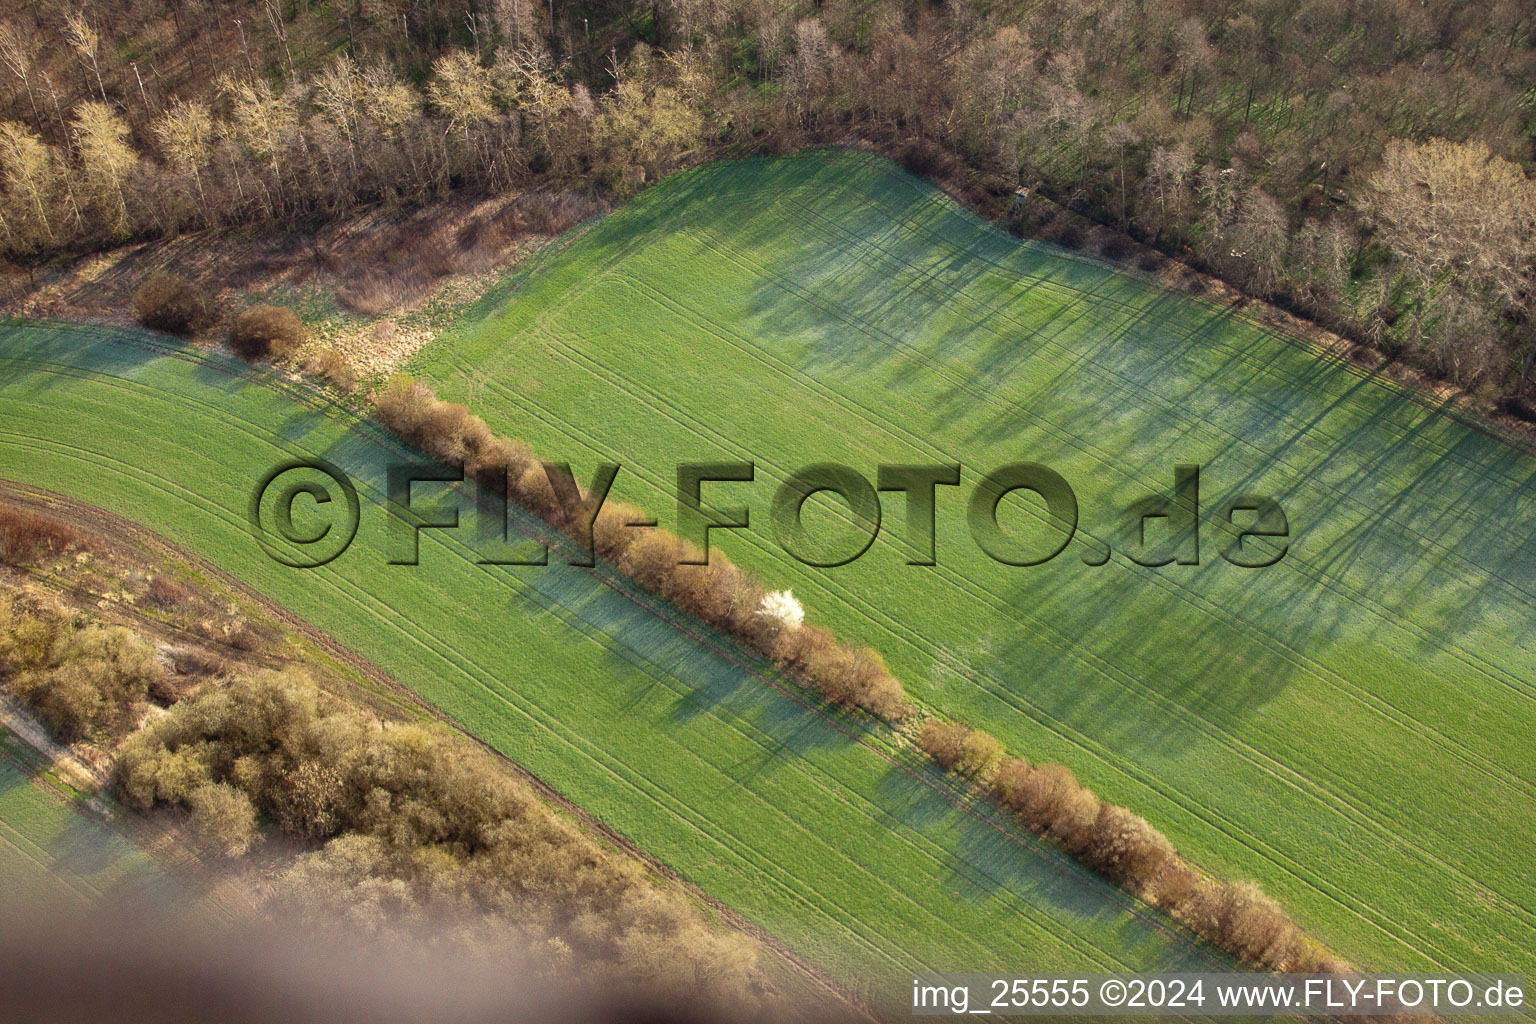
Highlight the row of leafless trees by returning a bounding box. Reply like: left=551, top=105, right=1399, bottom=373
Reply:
left=372, top=375, right=911, bottom=717
left=4, top=0, right=1536, bottom=395
left=0, top=40, right=700, bottom=256
left=923, top=718, right=1334, bottom=971
left=362, top=368, right=1341, bottom=971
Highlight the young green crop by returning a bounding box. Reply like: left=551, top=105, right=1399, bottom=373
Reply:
left=410, top=148, right=1536, bottom=978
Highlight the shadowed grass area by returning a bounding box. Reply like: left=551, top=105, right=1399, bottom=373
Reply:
left=0, top=323, right=1230, bottom=1012
left=0, top=729, right=181, bottom=908
left=410, top=148, right=1536, bottom=977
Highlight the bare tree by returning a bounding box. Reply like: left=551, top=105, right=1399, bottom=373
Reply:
left=0, top=20, right=41, bottom=125
left=64, top=10, right=108, bottom=103
left=0, top=120, right=61, bottom=249
left=70, top=101, right=136, bottom=236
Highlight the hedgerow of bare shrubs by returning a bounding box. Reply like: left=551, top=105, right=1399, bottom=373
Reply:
left=357, top=372, right=1338, bottom=976
left=369, top=376, right=912, bottom=721
left=228, top=304, right=306, bottom=362
left=0, top=508, right=78, bottom=565
left=130, top=272, right=213, bottom=336
left=113, top=669, right=761, bottom=1004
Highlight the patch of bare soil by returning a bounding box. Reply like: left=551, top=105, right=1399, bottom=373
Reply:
left=0, top=189, right=602, bottom=379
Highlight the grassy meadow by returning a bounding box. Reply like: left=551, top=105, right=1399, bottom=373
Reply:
left=409, top=148, right=1536, bottom=976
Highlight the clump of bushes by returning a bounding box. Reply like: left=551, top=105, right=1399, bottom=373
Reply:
left=918, top=720, right=1003, bottom=775
left=228, top=304, right=306, bottom=362
left=0, top=508, right=78, bottom=565
left=130, top=272, right=213, bottom=336
left=114, top=669, right=761, bottom=1003
left=146, top=575, right=191, bottom=609
left=1, top=599, right=164, bottom=741
left=300, top=346, right=357, bottom=393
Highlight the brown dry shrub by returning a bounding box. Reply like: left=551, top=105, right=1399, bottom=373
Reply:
left=766, top=622, right=836, bottom=674
left=802, top=643, right=906, bottom=717
left=301, top=346, right=357, bottom=393
left=990, top=756, right=1034, bottom=810
left=858, top=672, right=908, bottom=719
left=374, top=376, right=438, bottom=448
left=131, top=273, right=213, bottom=336
left=670, top=555, right=758, bottom=633
left=1048, top=785, right=1102, bottom=855
left=0, top=508, right=78, bottom=564
left=1147, top=858, right=1201, bottom=910
left=513, top=461, right=564, bottom=525
left=1008, top=762, right=1081, bottom=830
left=591, top=501, right=650, bottom=560
left=228, top=304, right=306, bottom=362
left=918, top=720, right=971, bottom=770
left=1097, top=233, right=1134, bottom=261
left=1038, top=214, right=1085, bottom=249
left=223, top=619, right=276, bottom=653
left=188, top=782, right=259, bottom=857
left=960, top=728, right=1003, bottom=774
left=416, top=401, right=488, bottom=464
left=1188, top=881, right=1301, bottom=968
left=146, top=575, right=191, bottom=609
left=1085, top=804, right=1176, bottom=889
left=618, top=531, right=689, bottom=592
left=919, top=721, right=1001, bottom=773
left=467, top=436, right=537, bottom=490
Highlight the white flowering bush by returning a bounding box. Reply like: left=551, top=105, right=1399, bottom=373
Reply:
left=756, top=589, right=804, bottom=631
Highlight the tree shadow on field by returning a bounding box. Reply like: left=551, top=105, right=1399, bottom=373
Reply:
left=880, top=760, right=1236, bottom=971
left=477, top=513, right=858, bottom=774
left=47, top=812, right=137, bottom=883
left=0, top=323, right=165, bottom=400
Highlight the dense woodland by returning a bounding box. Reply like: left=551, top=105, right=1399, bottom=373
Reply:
left=1, top=0, right=1535, bottom=399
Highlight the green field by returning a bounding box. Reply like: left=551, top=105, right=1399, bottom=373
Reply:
left=0, top=729, right=182, bottom=908
left=409, top=149, right=1536, bottom=976
left=0, top=323, right=1229, bottom=1009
